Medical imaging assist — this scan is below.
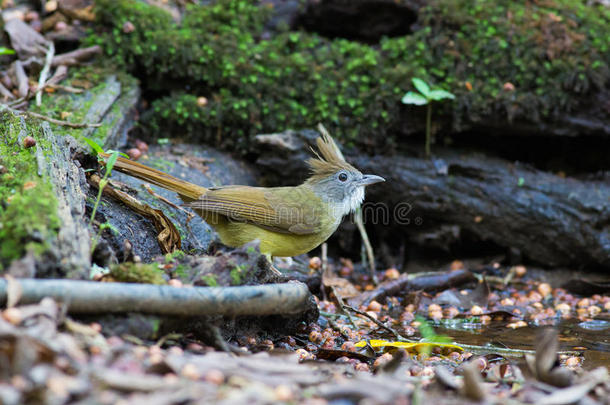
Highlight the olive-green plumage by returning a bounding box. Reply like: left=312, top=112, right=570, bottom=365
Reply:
left=103, top=124, right=384, bottom=256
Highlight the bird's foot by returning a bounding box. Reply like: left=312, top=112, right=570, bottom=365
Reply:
left=265, top=253, right=283, bottom=276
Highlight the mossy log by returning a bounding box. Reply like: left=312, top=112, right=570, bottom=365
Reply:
left=1, top=72, right=140, bottom=277
left=40, top=122, right=91, bottom=278
left=255, top=130, right=610, bottom=269
left=92, top=0, right=609, bottom=152
left=0, top=114, right=90, bottom=278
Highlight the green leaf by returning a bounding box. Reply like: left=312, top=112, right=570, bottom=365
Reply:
left=412, top=77, right=431, bottom=98
left=106, top=149, right=129, bottom=159
left=428, top=89, right=455, bottom=101
left=0, top=47, right=15, bottom=56
left=82, top=136, right=104, bottom=156
left=105, top=151, right=120, bottom=173
left=401, top=91, right=429, bottom=105
left=416, top=315, right=436, bottom=340
left=99, top=222, right=119, bottom=234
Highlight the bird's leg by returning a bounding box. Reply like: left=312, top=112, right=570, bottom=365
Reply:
left=265, top=253, right=283, bottom=276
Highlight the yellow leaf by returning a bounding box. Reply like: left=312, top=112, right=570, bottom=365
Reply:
left=354, top=339, right=464, bottom=354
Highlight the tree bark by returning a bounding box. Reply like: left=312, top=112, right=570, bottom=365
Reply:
left=255, top=130, right=610, bottom=269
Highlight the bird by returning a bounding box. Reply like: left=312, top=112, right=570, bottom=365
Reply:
left=101, top=125, right=384, bottom=257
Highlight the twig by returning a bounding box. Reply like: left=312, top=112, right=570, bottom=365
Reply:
left=36, top=41, right=55, bottom=106
left=330, top=286, right=357, bottom=327
left=46, top=83, right=83, bottom=93
left=351, top=269, right=475, bottom=308
left=46, top=65, right=68, bottom=86
left=7, top=97, right=27, bottom=108
left=14, top=60, right=28, bottom=98
left=326, top=316, right=350, bottom=340
left=354, top=207, right=378, bottom=285
left=51, top=45, right=102, bottom=67
left=0, top=81, right=14, bottom=100
left=0, top=278, right=313, bottom=317
left=455, top=342, right=582, bottom=359
left=343, top=304, right=410, bottom=342
left=321, top=242, right=328, bottom=276
left=25, top=111, right=101, bottom=128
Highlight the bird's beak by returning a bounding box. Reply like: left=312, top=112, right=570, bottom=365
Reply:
left=358, top=174, right=385, bottom=186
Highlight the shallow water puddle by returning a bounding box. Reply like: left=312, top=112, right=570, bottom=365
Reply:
left=432, top=318, right=610, bottom=368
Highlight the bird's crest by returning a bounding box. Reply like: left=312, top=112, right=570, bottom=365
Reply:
left=307, top=124, right=357, bottom=181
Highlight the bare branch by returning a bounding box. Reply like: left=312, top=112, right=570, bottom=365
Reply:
left=0, top=278, right=312, bottom=317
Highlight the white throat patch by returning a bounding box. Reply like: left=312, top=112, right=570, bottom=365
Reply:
left=331, top=186, right=365, bottom=218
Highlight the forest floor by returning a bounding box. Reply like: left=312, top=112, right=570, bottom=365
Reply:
left=2, top=261, right=610, bottom=404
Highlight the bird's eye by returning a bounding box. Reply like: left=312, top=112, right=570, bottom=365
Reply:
left=338, top=172, right=348, bottom=182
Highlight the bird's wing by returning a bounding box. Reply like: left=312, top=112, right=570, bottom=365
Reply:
left=185, top=185, right=321, bottom=235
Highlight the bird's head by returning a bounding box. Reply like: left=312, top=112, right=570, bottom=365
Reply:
left=305, top=125, right=384, bottom=217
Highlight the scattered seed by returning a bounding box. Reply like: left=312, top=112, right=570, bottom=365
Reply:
left=127, top=148, right=142, bottom=160
left=537, top=283, right=552, bottom=297
left=22, top=136, right=36, bottom=148
left=367, top=300, right=382, bottom=312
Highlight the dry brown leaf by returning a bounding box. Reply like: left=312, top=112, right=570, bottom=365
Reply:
left=89, top=174, right=181, bottom=253
left=533, top=329, right=573, bottom=388
left=460, top=360, right=486, bottom=401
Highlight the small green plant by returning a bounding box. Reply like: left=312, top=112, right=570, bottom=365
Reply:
left=200, top=274, right=218, bottom=287
left=84, top=137, right=122, bottom=252
left=402, top=78, right=455, bottom=157
left=415, top=315, right=452, bottom=355
left=164, top=249, right=186, bottom=263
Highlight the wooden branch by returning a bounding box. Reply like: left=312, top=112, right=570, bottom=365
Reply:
left=350, top=269, right=475, bottom=308
left=25, top=111, right=101, bottom=128
left=36, top=42, right=55, bottom=106
left=0, top=279, right=313, bottom=316
left=14, top=60, right=29, bottom=98
left=51, top=45, right=102, bottom=67
left=354, top=207, right=378, bottom=285
left=0, top=81, right=14, bottom=100
left=343, top=304, right=409, bottom=341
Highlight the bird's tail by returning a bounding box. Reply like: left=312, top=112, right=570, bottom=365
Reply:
left=99, top=152, right=206, bottom=201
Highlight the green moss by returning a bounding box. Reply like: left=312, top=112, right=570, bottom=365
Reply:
left=0, top=113, right=61, bottom=270
left=382, top=0, right=610, bottom=128
left=109, top=262, right=167, bottom=284
left=89, top=0, right=609, bottom=150
left=31, top=66, right=139, bottom=150
left=229, top=264, right=246, bottom=285
left=173, top=264, right=189, bottom=280
left=164, top=249, right=186, bottom=263
left=200, top=273, right=218, bottom=287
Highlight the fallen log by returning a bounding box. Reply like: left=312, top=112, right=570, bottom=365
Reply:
left=0, top=279, right=312, bottom=316
left=255, top=130, right=610, bottom=269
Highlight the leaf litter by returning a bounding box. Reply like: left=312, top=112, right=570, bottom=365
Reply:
left=2, top=259, right=609, bottom=404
